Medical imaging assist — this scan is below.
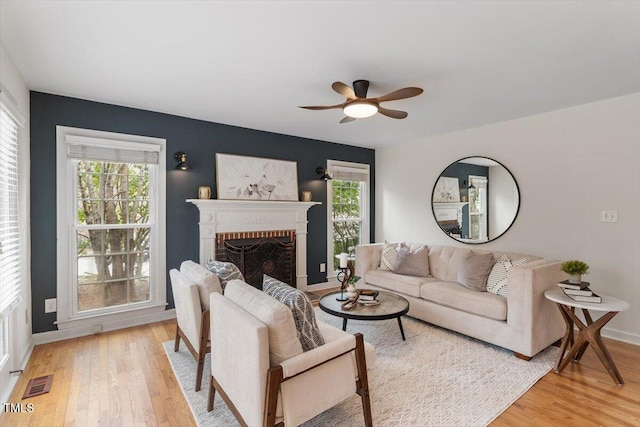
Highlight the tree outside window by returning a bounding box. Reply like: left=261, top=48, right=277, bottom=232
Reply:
left=76, top=161, right=151, bottom=311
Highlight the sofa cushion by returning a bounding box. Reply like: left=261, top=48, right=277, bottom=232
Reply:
left=420, top=281, right=508, bottom=320
left=379, top=241, right=405, bottom=271
left=263, top=275, right=325, bottom=351
left=180, top=260, right=222, bottom=310
left=206, top=259, right=245, bottom=291
left=428, top=246, right=475, bottom=282
left=365, top=269, right=434, bottom=298
left=224, top=279, right=303, bottom=366
left=456, top=253, right=494, bottom=292
left=394, top=245, right=430, bottom=277
left=487, top=255, right=530, bottom=297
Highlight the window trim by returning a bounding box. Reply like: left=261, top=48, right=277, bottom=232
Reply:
left=325, top=160, right=370, bottom=280
left=55, top=126, right=166, bottom=329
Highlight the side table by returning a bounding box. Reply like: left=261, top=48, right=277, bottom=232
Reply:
left=544, top=289, right=629, bottom=385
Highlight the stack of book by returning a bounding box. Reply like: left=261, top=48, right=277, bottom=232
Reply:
left=358, top=290, right=380, bottom=306
left=557, top=280, right=602, bottom=303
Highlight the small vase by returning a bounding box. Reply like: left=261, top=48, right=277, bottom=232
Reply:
left=346, top=284, right=357, bottom=298
left=568, top=274, right=582, bottom=284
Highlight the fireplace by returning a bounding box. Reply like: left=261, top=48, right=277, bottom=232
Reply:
left=216, top=231, right=296, bottom=289
left=187, top=199, right=319, bottom=290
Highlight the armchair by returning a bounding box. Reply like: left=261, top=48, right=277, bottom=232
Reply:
left=207, top=280, right=372, bottom=427
left=170, top=260, right=222, bottom=391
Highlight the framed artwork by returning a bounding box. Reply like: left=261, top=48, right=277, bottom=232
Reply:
left=216, top=153, right=299, bottom=201
left=433, top=177, right=460, bottom=203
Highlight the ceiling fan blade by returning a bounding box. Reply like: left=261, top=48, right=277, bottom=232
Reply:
left=299, top=103, right=344, bottom=110
left=375, top=87, right=423, bottom=103
left=332, top=82, right=356, bottom=100
left=377, top=107, right=408, bottom=119
left=339, top=116, right=357, bottom=124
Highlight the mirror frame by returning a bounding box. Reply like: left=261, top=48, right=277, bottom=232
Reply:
left=431, top=156, right=520, bottom=245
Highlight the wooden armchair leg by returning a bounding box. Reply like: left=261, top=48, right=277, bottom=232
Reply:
left=196, top=311, right=210, bottom=392
left=174, top=324, right=181, bottom=352
left=264, top=366, right=283, bottom=427
left=354, top=333, right=373, bottom=427
left=196, top=353, right=205, bottom=392
left=207, top=376, right=216, bottom=412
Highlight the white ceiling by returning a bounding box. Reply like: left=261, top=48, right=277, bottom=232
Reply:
left=1, top=1, right=639, bottom=149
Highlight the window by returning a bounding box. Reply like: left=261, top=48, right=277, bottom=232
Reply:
left=468, top=175, right=488, bottom=241
left=56, top=127, right=166, bottom=327
left=0, top=101, right=21, bottom=370
left=326, top=160, right=370, bottom=278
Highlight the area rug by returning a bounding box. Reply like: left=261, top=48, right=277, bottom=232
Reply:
left=163, top=309, right=559, bottom=426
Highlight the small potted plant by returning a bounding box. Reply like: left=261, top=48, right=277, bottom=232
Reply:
left=560, top=260, right=589, bottom=284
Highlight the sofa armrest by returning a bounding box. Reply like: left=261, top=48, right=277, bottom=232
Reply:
left=279, top=333, right=356, bottom=379
left=355, top=243, right=384, bottom=278
left=506, top=260, right=565, bottom=353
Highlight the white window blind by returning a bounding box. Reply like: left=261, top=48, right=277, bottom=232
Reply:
left=330, top=165, right=368, bottom=182
left=0, top=104, right=21, bottom=318
left=67, top=135, right=160, bottom=164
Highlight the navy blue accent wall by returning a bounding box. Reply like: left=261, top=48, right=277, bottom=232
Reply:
left=30, top=91, right=375, bottom=333
left=440, top=163, right=488, bottom=239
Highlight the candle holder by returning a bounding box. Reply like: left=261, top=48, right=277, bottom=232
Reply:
left=336, top=267, right=350, bottom=301
left=335, top=261, right=355, bottom=302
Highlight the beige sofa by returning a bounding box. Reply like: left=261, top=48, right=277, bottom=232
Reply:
left=355, top=243, right=565, bottom=359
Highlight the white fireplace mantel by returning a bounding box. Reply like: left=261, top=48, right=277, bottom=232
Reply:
left=187, top=199, right=321, bottom=290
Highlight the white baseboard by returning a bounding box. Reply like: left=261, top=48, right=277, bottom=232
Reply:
left=32, top=309, right=176, bottom=345
left=305, top=280, right=340, bottom=292
left=602, top=326, right=640, bottom=346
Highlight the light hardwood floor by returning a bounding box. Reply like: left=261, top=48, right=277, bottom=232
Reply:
left=2, top=319, right=639, bottom=426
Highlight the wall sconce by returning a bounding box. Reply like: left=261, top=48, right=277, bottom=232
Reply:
left=463, top=179, right=475, bottom=189
left=174, top=152, right=191, bottom=170
left=316, top=167, right=332, bottom=180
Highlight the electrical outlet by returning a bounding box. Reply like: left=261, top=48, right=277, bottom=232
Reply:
left=44, top=298, right=57, bottom=314
left=600, top=210, right=618, bottom=223
left=320, top=263, right=326, bottom=273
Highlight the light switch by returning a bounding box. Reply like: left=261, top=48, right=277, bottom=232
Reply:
left=600, top=210, right=618, bottom=223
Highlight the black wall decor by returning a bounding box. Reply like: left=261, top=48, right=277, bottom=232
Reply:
left=30, top=91, right=375, bottom=333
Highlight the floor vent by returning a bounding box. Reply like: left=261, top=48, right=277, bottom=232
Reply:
left=22, top=374, right=54, bottom=399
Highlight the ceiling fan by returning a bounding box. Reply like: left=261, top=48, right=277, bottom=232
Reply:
left=299, top=80, right=423, bottom=123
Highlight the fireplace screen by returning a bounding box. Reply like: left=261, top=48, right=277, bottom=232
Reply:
left=223, top=237, right=295, bottom=289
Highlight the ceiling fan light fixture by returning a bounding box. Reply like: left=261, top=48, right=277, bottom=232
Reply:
left=343, top=101, right=378, bottom=118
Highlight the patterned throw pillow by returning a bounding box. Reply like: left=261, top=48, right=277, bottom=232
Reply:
left=486, top=255, right=529, bottom=297
left=262, top=275, right=325, bottom=351
left=205, top=259, right=245, bottom=291
left=380, top=241, right=405, bottom=271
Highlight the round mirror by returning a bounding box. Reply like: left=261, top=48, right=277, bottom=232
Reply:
left=431, top=157, right=520, bottom=244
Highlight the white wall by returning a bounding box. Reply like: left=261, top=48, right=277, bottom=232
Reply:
left=0, top=40, right=32, bottom=400
left=376, top=93, right=640, bottom=344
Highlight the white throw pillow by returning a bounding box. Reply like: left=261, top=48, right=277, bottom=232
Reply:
left=379, top=241, right=405, bottom=271
left=486, top=255, right=529, bottom=297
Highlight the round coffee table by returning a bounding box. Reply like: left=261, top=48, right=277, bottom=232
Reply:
left=318, top=290, right=410, bottom=340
